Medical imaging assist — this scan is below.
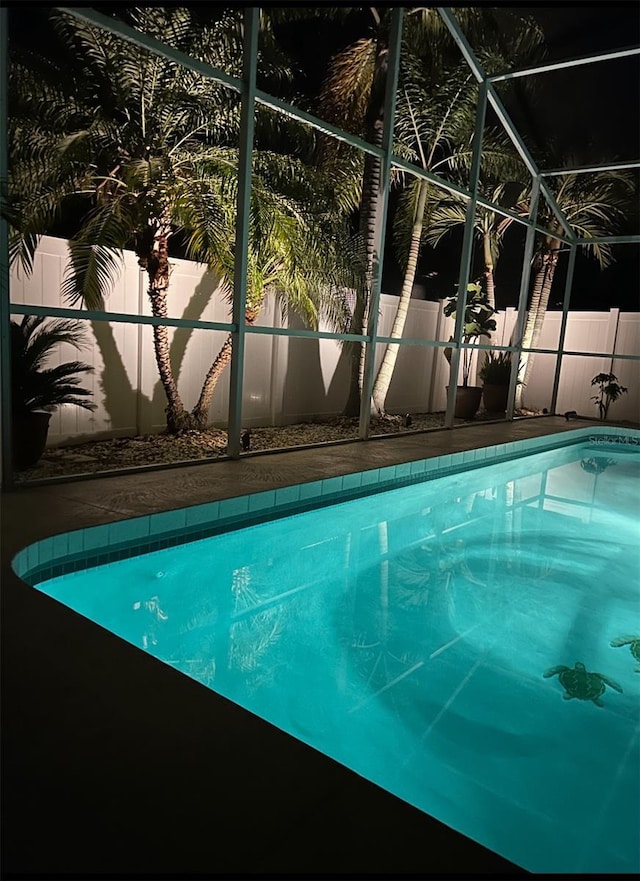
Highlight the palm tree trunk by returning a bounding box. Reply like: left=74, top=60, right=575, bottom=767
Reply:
left=191, top=332, right=233, bottom=428
left=515, top=243, right=559, bottom=409
left=343, top=280, right=370, bottom=416
left=343, top=143, right=383, bottom=416
left=483, top=231, right=495, bottom=311
left=371, top=180, right=428, bottom=416
left=343, top=37, right=388, bottom=417
left=523, top=251, right=558, bottom=385
left=191, top=306, right=262, bottom=429
left=141, top=220, right=192, bottom=434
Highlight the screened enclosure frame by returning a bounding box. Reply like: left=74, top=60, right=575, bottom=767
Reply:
left=1, top=5, right=639, bottom=487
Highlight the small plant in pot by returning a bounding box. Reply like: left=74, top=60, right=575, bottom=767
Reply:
left=11, top=315, right=96, bottom=470
left=443, top=279, right=496, bottom=419
left=590, top=372, right=628, bottom=421
left=479, top=351, right=517, bottom=413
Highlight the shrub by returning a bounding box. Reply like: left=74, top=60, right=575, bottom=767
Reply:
left=590, top=372, right=628, bottom=421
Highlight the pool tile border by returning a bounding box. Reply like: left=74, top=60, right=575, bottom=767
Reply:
left=13, top=426, right=639, bottom=586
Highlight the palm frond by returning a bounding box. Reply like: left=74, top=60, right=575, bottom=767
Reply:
left=319, top=38, right=378, bottom=135
left=423, top=198, right=469, bottom=248
left=539, top=168, right=634, bottom=266
left=12, top=315, right=90, bottom=373
left=11, top=315, right=96, bottom=414
left=62, top=212, right=128, bottom=310
left=25, top=364, right=97, bottom=413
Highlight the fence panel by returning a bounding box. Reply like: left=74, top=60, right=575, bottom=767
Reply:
left=612, top=313, right=640, bottom=422
left=8, top=236, right=639, bottom=443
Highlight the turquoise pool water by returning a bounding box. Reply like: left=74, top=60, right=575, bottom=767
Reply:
left=31, top=440, right=640, bottom=873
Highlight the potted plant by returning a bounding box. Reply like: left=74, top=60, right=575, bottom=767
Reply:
left=11, top=315, right=96, bottom=470
left=443, top=280, right=496, bottom=419
left=479, top=350, right=516, bottom=413
left=590, top=372, right=628, bottom=421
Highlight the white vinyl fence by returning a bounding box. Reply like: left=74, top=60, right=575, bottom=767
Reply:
left=9, top=236, right=640, bottom=445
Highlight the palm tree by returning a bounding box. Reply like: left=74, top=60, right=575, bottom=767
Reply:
left=317, top=8, right=394, bottom=416
left=368, top=11, right=549, bottom=418
left=369, top=62, right=480, bottom=416
left=8, top=7, right=357, bottom=433
left=170, top=146, right=359, bottom=427
left=423, top=179, right=528, bottom=312
left=370, top=65, right=531, bottom=416
left=318, top=8, right=483, bottom=416
left=515, top=169, right=632, bottom=408
left=419, top=168, right=632, bottom=412
left=318, top=7, right=545, bottom=416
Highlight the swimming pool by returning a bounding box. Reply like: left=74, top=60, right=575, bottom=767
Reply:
left=14, top=428, right=640, bottom=873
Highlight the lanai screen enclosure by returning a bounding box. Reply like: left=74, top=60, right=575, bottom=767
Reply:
left=0, top=6, right=638, bottom=484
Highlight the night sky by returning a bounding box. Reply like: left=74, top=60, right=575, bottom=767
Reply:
left=498, top=5, right=639, bottom=312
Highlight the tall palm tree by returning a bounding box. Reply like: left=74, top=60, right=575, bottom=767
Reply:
left=8, top=7, right=357, bottom=433
left=318, top=7, right=489, bottom=415
left=368, top=10, right=549, bottom=418
left=370, top=65, right=530, bottom=416
left=317, top=7, right=393, bottom=416
left=369, top=62, right=480, bottom=416
left=515, top=169, right=632, bottom=408
left=318, top=7, right=546, bottom=416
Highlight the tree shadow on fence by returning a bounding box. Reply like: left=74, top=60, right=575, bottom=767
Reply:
left=92, top=269, right=226, bottom=434
left=281, top=333, right=327, bottom=421
left=325, top=339, right=354, bottom=413
left=281, top=313, right=353, bottom=422
left=91, top=319, right=151, bottom=433
left=163, top=269, right=224, bottom=404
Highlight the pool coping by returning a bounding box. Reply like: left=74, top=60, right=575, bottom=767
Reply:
left=14, top=424, right=640, bottom=587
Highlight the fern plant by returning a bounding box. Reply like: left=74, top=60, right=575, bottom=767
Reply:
left=478, top=350, right=525, bottom=387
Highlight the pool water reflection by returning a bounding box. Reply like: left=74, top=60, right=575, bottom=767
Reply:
left=32, top=441, right=640, bottom=874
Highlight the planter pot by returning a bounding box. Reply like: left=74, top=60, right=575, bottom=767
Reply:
left=482, top=383, right=509, bottom=414
left=12, top=411, right=52, bottom=471
left=447, top=385, right=483, bottom=420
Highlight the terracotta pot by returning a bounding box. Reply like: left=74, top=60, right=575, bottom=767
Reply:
left=11, top=411, right=52, bottom=470
left=482, top=383, right=509, bottom=414
left=447, top=385, right=483, bottom=420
